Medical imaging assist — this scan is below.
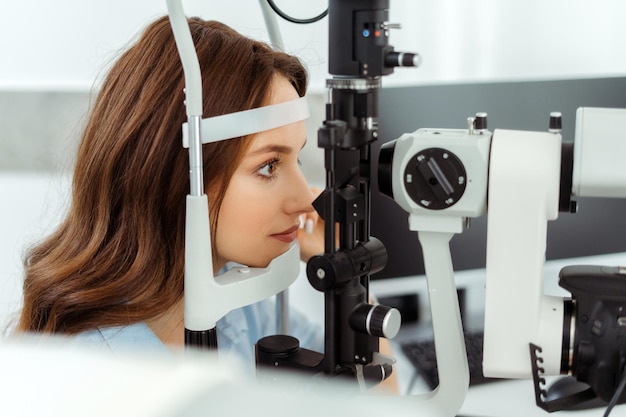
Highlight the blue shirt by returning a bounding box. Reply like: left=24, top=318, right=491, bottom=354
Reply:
left=71, top=298, right=323, bottom=374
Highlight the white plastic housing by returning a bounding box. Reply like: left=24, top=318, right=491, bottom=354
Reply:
left=414, top=231, right=469, bottom=416
left=573, top=107, right=626, bottom=198
left=483, top=129, right=564, bottom=378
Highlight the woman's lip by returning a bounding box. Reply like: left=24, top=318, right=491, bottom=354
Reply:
left=271, top=225, right=299, bottom=242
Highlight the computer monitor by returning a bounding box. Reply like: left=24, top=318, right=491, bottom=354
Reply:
left=370, top=76, right=626, bottom=279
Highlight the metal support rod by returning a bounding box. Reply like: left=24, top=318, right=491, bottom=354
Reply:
left=188, top=115, right=204, bottom=196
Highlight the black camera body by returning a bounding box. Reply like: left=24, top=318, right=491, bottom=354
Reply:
left=560, top=265, right=626, bottom=403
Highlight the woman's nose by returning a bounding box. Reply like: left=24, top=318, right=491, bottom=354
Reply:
left=285, top=173, right=316, bottom=215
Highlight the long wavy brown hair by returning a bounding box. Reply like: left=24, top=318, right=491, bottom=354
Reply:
left=16, top=16, right=307, bottom=334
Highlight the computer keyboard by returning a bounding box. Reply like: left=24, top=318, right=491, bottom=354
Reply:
left=401, top=330, right=496, bottom=389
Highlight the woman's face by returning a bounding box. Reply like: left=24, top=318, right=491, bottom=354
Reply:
left=214, top=76, right=314, bottom=269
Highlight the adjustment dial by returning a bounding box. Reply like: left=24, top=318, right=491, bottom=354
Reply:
left=403, top=147, right=467, bottom=210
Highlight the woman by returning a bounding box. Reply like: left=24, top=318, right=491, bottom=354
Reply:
left=16, top=16, right=324, bottom=367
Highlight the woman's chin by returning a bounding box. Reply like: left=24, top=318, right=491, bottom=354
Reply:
left=229, top=242, right=292, bottom=269
left=237, top=256, right=275, bottom=269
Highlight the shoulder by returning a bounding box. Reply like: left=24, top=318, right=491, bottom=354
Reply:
left=70, top=322, right=170, bottom=354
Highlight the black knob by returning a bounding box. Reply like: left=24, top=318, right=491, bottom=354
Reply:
left=385, top=51, right=421, bottom=68
left=474, top=112, right=488, bottom=131
left=549, top=112, right=563, bottom=133
left=257, top=334, right=300, bottom=356
left=350, top=303, right=401, bottom=339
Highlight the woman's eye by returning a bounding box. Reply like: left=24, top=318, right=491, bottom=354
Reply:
left=257, top=158, right=280, bottom=179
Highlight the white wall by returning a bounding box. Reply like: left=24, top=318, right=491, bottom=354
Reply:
left=2, top=0, right=626, bottom=92
left=0, top=0, right=329, bottom=91
left=390, top=0, right=626, bottom=86
left=0, top=173, right=71, bottom=332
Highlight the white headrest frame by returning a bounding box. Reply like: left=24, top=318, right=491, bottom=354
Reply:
left=182, top=96, right=309, bottom=148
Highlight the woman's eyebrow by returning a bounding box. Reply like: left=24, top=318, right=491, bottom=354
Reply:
left=248, top=144, right=294, bottom=156
left=248, top=139, right=307, bottom=156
